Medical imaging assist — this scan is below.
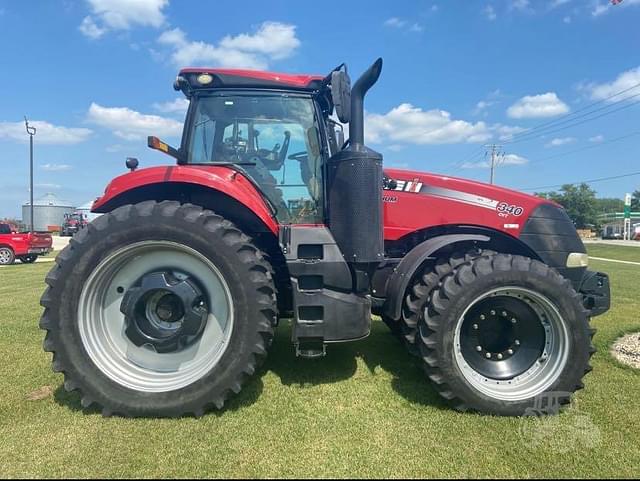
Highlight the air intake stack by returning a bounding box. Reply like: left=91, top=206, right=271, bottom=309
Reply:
left=327, top=58, right=384, bottom=290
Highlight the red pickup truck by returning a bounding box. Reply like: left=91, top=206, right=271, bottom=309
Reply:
left=0, top=223, right=53, bottom=265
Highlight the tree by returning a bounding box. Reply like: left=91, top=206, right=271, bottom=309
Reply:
left=535, top=183, right=598, bottom=229
left=595, top=197, right=624, bottom=214
left=631, top=190, right=640, bottom=211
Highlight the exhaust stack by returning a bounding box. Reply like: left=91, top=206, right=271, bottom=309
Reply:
left=349, top=58, right=383, bottom=148
left=327, top=58, right=384, bottom=287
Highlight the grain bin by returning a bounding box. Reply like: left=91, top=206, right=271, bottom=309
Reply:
left=22, top=193, right=75, bottom=231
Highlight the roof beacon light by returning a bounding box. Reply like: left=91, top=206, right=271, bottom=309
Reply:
left=197, top=73, right=213, bottom=85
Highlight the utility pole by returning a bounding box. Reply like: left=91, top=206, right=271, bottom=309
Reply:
left=25, top=117, right=36, bottom=233
left=486, top=144, right=502, bottom=184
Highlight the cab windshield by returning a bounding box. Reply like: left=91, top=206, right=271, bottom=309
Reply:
left=186, top=94, right=324, bottom=224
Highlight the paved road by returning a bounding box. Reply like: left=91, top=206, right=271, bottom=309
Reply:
left=52, top=236, right=70, bottom=251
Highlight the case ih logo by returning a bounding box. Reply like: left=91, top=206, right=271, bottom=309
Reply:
left=386, top=180, right=423, bottom=193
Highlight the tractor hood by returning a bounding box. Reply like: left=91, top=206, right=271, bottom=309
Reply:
left=381, top=167, right=558, bottom=241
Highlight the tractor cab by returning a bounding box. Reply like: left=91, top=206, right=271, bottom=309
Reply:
left=160, top=65, right=357, bottom=225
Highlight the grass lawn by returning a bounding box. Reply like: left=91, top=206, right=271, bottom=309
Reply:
left=0, top=246, right=639, bottom=478
left=586, top=243, right=640, bottom=263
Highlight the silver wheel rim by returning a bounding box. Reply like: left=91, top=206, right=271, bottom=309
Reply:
left=453, top=287, right=570, bottom=402
left=0, top=248, right=11, bottom=264
left=78, top=241, right=234, bottom=393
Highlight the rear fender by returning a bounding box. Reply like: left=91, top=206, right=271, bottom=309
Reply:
left=92, top=165, right=279, bottom=234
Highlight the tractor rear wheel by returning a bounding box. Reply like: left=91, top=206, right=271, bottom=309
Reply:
left=417, top=253, right=595, bottom=416
left=40, top=201, right=277, bottom=417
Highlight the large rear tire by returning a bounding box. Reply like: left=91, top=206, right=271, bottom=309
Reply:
left=417, top=254, right=595, bottom=416
left=40, top=201, right=277, bottom=417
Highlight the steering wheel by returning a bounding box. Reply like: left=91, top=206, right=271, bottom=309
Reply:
left=288, top=151, right=308, bottom=162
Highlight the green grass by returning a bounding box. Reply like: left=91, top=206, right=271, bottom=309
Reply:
left=0, top=248, right=639, bottom=478
left=586, top=244, right=640, bottom=263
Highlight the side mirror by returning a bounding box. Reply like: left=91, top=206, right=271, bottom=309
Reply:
left=148, top=136, right=183, bottom=162
left=331, top=69, right=351, bottom=124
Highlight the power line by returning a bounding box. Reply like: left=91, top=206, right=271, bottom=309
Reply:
left=520, top=170, right=640, bottom=192
left=504, top=97, right=640, bottom=145
left=522, top=130, right=640, bottom=166
left=504, top=81, right=640, bottom=144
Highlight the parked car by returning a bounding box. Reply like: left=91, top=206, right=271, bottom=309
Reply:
left=0, top=223, right=53, bottom=265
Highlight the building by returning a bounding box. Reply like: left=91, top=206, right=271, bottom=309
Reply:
left=22, top=193, right=75, bottom=232
left=598, top=212, right=640, bottom=240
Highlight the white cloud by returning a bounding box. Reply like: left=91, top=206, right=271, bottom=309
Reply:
left=546, top=136, right=576, bottom=147
left=507, top=92, right=570, bottom=118
left=563, top=15, right=572, bottom=23
left=365, top=103, right=491, bottom=145
left=586, top=66, right=640, bottom=101
left=158, top=22, right=300, bottom=69
left=153, top=98, right=189, bottom=115
left=592, top=0, right=640, bottom=16
left=384, top=17, right=423, bottom=32
left=79, top=16, right=107, bottom=39
left=41, top=163, right=72, bottom=172
left=462, top=153, right=529, bottom=169
left=589, top=134, right=604, bottom=142
left=510, top=0, right=532, bottom=12
left=80, top=0, right=168, bottom=38
left=0, top=121, right=92, bottom=144
left=87, top=103, right=182, bottom=140
left=550, top=0, right=571, bottom=8
left=384, top=17, right=407, bottom=28
left=35, top=183, right=62, bottom=190
left=484, top=5, right=497, bottom=20
left=493, top=124, right=527, bottom=141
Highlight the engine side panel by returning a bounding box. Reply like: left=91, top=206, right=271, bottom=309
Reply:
left=382, top=168, right=551, bottom=242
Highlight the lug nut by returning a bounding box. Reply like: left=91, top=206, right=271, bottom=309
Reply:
left=485, top=353, right=492, bottom=359
left=476, top=346, right=482, bottom=352
left=508, top=349, right=514, bottom=355
left=502, top=311, right=507, bottom=317
left=497, top=353, right=503, bottom=360
left=511, top=318, right=517, bottom=324
left=490, top=310, right=496, bottom=316
left=480, top=314, right=486, bottom=321
left=473, top=324, right=479, bottom=330
left=515, top=340, right=521, bottom=346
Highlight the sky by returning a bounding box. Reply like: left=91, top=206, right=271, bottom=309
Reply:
left=1, top=0, right=639, bottom=218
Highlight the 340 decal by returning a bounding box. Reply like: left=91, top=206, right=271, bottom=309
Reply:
left=496, top=202, right=524, bottom=217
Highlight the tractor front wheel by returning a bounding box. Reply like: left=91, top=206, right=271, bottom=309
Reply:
left=40, top=201, right=277, bottom=417
left=417, top=253, right=595, bottom=416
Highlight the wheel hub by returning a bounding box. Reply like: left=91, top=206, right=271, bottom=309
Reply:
left=120, top=271, right=209, bottom=353
left=460, top=296, right=545, bottom=380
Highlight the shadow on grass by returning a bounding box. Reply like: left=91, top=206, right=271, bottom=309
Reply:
left=266, top=321, right=449, bottom=411
left=53, top=321, right=448, bottom=416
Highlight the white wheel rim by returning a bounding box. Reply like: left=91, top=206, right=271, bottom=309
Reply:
left=78, top=241, right=234, bottom=393
left=452, top=286, right=570, bottom=402
left=0, top=249, right=12, bottom=264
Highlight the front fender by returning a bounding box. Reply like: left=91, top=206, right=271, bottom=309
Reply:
left=383, top=234, right=490, bottom=320
left=92, top=165, right=279, bottom=234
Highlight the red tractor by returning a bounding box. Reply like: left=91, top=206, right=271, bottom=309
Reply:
left=40, top=59, right=610, bottom=417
